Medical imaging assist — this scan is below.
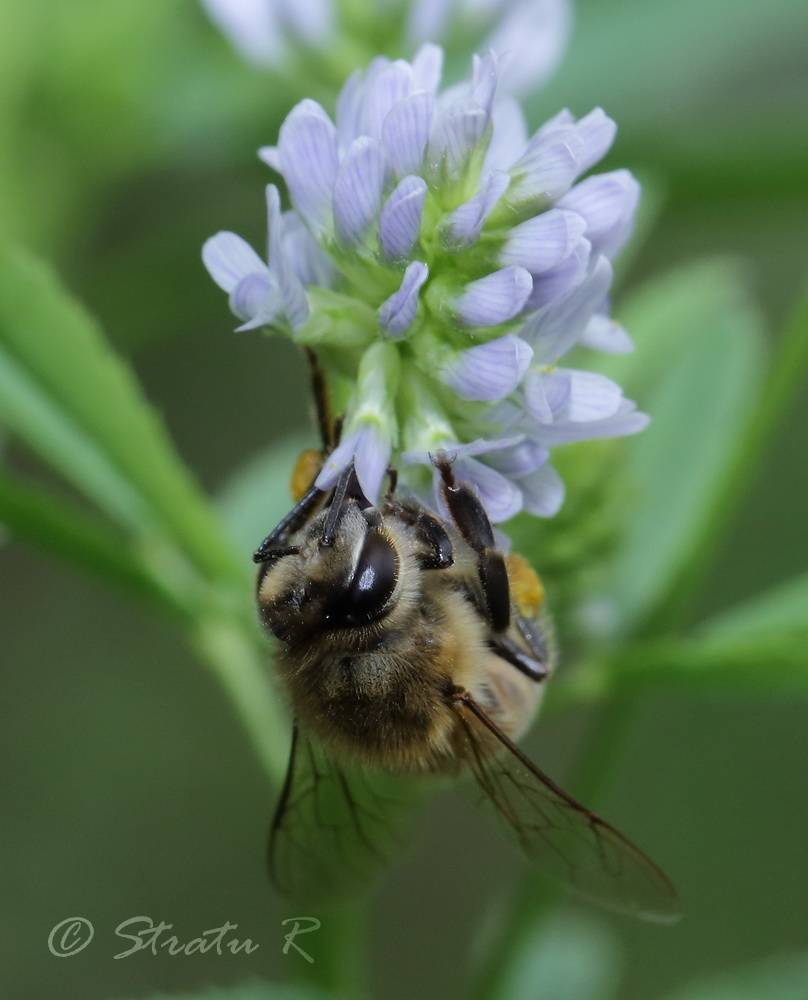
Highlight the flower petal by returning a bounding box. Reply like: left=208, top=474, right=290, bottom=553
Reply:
left=563, top=369, right=624, bottom=421
left=282, top=0, right=335, bottom=49
left=315, top=424, right=390, bottom=503
left=484, top=97, right=529, bottom=172
left=378, top=261, right=429, bottom=339
left=522, top=254, right=613, bottom=361
left=470, top=50, right=503, bottom=118
left=532, top=399, right=650, bottom=445
left=484, top=0, right=572, bottom=97
left=200, top=0, right=280, bottom=64
left=278, top=100, right=339, bottom=236
left=401, top=433, right=524, bottom=467
left=443, top=170, right=510, bottom=247
left=258, top=145, right=281, bottom=171
left=508, top=125, right=586, bottom=207
left=379, top=175, right=428, bottom=261
left=354, top=425, right=392, bottom=503
left=359, top=60, right=415, bottom=141
left=453, top=265, right=533, bottom=327
left=524, top=237, right=591, bottom=311
left=428, top=96, right=489, bottom=179
left=266, top=185, right=309, bottom=330
left=332, top=137, right=385, bottom=247
left=281, top=211, right=336, bottom=288
left=440, top=334, right=533, bottom=402
left=406, top=0, right=453, bottom=47
left=230, top=271, right=276, bottom=324
left=411, top=43, right=444, bottom=94
left=558, top=170, right=640, bottom=255
left=518, top=463, right=565, bottom=516
left=523, top=369, right=571, bottom=423
left=456, top=457, right=523, bottom=522
left=202, top=232, right=266, bottom=292
left=574, top=108, right=617, bottom=176
left=580, top=314, right=634, bottom=354
left=381, top=91, right=436, bottom=179
left=485, top=439, right=549, bottom=476
left=499, top=208, right=586, bottom=274
left=335, top=68, right=364, bottom=149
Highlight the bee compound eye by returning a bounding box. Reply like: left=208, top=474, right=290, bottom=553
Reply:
left=328, top=530, right=399, bottom=624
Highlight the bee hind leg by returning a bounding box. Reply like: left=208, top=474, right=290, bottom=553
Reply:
left=488, top=632, right=548, bottom=682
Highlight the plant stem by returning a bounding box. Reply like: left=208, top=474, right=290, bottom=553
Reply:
left=193, top=616, right=290, bottom=788
left=296, top=899, right=370, bottom=998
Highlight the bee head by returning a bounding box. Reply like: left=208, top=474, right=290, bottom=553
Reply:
left=257, top=502, right=403, bottom=646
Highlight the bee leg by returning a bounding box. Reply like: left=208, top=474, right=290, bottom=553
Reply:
left=413, top=511, right=454, bottom=569
left=488, top=633, right=548, bottom=681
left=304, top=347, right=336, bottom=451
left=253, top=484, right=325, bottom=563
left=387, top=500, right=455, bottom=569
left=432, top=452, right=510, bottom=632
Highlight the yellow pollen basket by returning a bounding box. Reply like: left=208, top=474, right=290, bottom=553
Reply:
left=291, top=449, right=324, bottom=502
left=505, top=552, right=545, bottom=617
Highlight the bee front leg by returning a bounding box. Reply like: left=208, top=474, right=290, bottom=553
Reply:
left=385, top=499, right=455, bottom=570
left=432, top=452, right=511, bottom=633
left=253, top=484, right=326, bottom=563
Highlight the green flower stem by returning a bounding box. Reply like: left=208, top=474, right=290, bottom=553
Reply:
left=296, top=899, right=370, bottom=999
left=192, top=616, right=290, bottom=789
left=639, top=277, right=808, bottom=637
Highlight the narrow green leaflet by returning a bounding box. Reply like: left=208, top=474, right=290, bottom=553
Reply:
left=660, top=951, right=808, bottom=1000
left=601, top=261, right=766, bottom=635
left=0, top=469, right=180, bottom=613
left=486, top=915, right=621, bottom=1000
left=120, top=985, right=339, bottom=1000
left=598, top=259, right=759, bottom=398
left=534, top=0, right=807, bottom=128
left=698, top=571, right=808, bottom=644
left=217, top=433, right=317, bottom=556
left=0, top=231, right=240, bottom=585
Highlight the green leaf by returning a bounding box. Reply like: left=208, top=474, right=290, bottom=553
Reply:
left=597, top=259, right=758, bottom=397
left=0, top=469, right=183, bottom=614
left=120, top=984, right=340, bottom=1000
left=601, top=261, right=766, bottom=634
left=660, top=951, right=808, bottom=1000
left=534, top=0, right=808, bottom=127
left=491, top=914, right=621, bottom=1000
left=698, top=571, right=808, bottom=644
left=0, top=231, right=240, bottom=585
left=217, top=433, right=318, bottom=556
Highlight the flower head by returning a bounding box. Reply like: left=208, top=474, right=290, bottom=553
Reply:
left=204, top=46, right=648, bottom=522
left=201, top=0, right=571, bottom=98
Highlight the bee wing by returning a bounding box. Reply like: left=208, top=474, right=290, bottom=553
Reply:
left=269, top=723, right=421, bottom=903
left=451, top=691, right=680, bottom=923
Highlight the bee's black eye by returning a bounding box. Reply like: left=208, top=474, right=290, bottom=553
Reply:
left=326, top=531, right=399, bottom=625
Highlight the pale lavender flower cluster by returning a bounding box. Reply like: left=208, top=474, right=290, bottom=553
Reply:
left=201, top=0, right=570, bottom=97
left=204, top=45, right=647, bottom=522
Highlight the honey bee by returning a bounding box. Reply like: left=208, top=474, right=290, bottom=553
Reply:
left=253, top=366, right=679, bottom=920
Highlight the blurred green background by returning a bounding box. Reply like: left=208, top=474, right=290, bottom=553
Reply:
left=1, top=1, right=807, bottom=998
